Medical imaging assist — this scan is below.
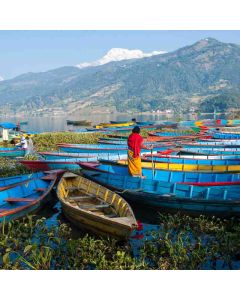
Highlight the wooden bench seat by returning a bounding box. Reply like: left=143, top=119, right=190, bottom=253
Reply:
left=35, top=188, right=47, bottom=192
left=5, top=197, right=36, bottom=203
left=79, top=204, right=110, bottom=210
left=69, top=195, right=96, bottom=201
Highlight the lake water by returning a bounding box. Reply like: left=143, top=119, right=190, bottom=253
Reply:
left=0, top=112, right=224, bottom=132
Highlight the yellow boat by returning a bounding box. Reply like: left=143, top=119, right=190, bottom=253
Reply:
left=95, top=122, right=135, bottom=129
left=116, top=160, right=240, bottom=172
left=57, top=172, right=137, bottom=239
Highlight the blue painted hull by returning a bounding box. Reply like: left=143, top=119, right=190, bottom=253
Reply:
left=213, top=133, right=240, bottom=139
left=0, top=175, right=56, bottom=223
left=58, top=145, right=163, bottom=154
left=82, top=169, right=240, bottom=217
left=91, top=162, right=240, bottom=184
left=0, top=172, right=44, bottom=190
left=180, top=148, right=240, bottom=155
left=142, top=156, right=240, bottom=165
left=0, top=147, right=25, bottom=157
left=40, top=152, right=128, bottom=161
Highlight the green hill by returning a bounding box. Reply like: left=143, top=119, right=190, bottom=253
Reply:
left=0, top=38, right=240, bottom=114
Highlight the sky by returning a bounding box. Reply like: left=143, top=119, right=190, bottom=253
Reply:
left=0, top=30, right=240, bottom=79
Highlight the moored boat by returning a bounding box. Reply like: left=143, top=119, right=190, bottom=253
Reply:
left=101, top=159, right=240, bottom=172
left=0, top=172, right=57, bottom=223
left=80, top=167, right=240, bottom=217
left=78, top=162, right=240, bottom=184
left=57, top=172, right=137, bottom=239
left=0, top=172, right=44, bottom=191
left=142, top=154, right=240, bottom=165
left=67, top=120, right=92, bottom=126
left=39, top=151, right=128, bottom=161
left=0, top=147, right=25, bottom=157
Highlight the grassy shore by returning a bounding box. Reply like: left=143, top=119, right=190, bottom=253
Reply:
left=1, top=131, right=240, bottom=269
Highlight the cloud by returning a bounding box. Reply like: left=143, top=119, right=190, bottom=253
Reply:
left=0, top=76, right=4, bottom=81
left=76, top=48, right=167, bottom=69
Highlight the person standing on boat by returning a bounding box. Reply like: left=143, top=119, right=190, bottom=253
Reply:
left=19, top=134, right=28, bottom=153
left=25, top=135, right=34, bottom=155
left=127, top=126, right=152, bottom=178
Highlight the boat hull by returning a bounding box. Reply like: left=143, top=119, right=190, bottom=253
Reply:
left=82, top=169, right=240, bottom=217
left=0, top=174, right=57, bottom=223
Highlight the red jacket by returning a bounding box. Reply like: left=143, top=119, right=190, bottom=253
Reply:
left=128, top=133, right=143, bottom=158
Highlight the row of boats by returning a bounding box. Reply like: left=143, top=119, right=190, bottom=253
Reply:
left=1, top=120, right=240, bottom=239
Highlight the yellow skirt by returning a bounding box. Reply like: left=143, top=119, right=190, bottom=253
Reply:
left=128, top=149, right=142, bottom=177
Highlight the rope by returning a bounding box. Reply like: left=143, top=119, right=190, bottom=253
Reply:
left=117, top=188, right=143, bottom=194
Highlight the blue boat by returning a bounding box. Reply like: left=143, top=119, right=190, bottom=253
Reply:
left=39, top=152, right=128, bottom=161
left=58, top=143, right=167, bottom=154
left=98, top=139, right=166, bottom=146
left=180, top=148, right=240, bottom=155
left=0, top=147, right=25, bottom=157
left=136, top=121, right=154, bottom=126
left=78, top=162, right=240, bottom=184
left=142, top=155, right=240, bottom=166
left=152, top=154, right=240, bottom=160
left=81, top=168, right=240, bottom=217
left=0, top=172, right=44, bottom=191
left=182, top=143, right=240, bottom=149
left=213, top=133, right=240, bottom=139
left=197, top=140, right=240, bottom=146
left=0, top=173, right=57, bottom=223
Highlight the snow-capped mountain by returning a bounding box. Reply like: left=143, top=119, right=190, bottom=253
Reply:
left=76, top=48, right=166, bottom=69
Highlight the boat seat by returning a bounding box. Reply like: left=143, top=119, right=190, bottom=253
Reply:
left=79, top=204, right=110, bottom=210
left=5, top=197, right=36, bottom=203
left=106, top=213, right=118, bottom=218
left=41, top=175, right=55, bottom=181
left=69, top=195, right=96, bottom=201
left=35, top=188, right=47, bottom=192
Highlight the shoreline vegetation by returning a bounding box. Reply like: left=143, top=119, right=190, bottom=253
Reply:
left=1, top=131, right=240, bottom=270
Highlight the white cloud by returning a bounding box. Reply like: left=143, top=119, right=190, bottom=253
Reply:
left=0, top=76, right=4, bottom=81
left=76, top=48, right=167, bottom=69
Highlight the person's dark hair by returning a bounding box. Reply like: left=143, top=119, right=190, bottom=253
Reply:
left=132, top=126, right=140, bottom=133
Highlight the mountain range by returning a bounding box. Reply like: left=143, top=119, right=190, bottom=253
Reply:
left=0, top=38, right=240, bottom=115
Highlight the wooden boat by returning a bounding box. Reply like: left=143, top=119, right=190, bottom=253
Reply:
left=182, top=142, right=240, bottom=148
left=136, top=121, right=154, bottom=126
left=0, top=172, right=57, bottom=223
left=213, top=133, right=240, bottom=139
left=180, top=148, right=240, bottom=155
left=0, top=172, right=44, bottom=191
left=102, top=159, right=240, bottom=172
left=0, top=147, right=25, bottom=157
left=107, top=134, right=128, bottom=139
left=196, top=140, right=240, bottom=146
left=148, top=132, right=206, bottom=141
left=20, top=159, right=82, bottom=171
left=95, top=122, right=135, bottom=129
left=57, top=172, right=137, bottom=239
left=39, top=152, right=128, bottom=161
left=80, top=167, right=240, bottom=217
left=67, top=120, right=92, bottom=126
left=154, top=153, right=240, bottom=160
left=57, top=143, right=164, bottom=154
left=19, top=121, right=28, bottom=125
left=97, top=138, right=175, bottom=147
left=110, top=120, right=128, bottom=124
left=142, top=154, right=240, bottom=166
left=78, top=162, right=240, bottom=184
